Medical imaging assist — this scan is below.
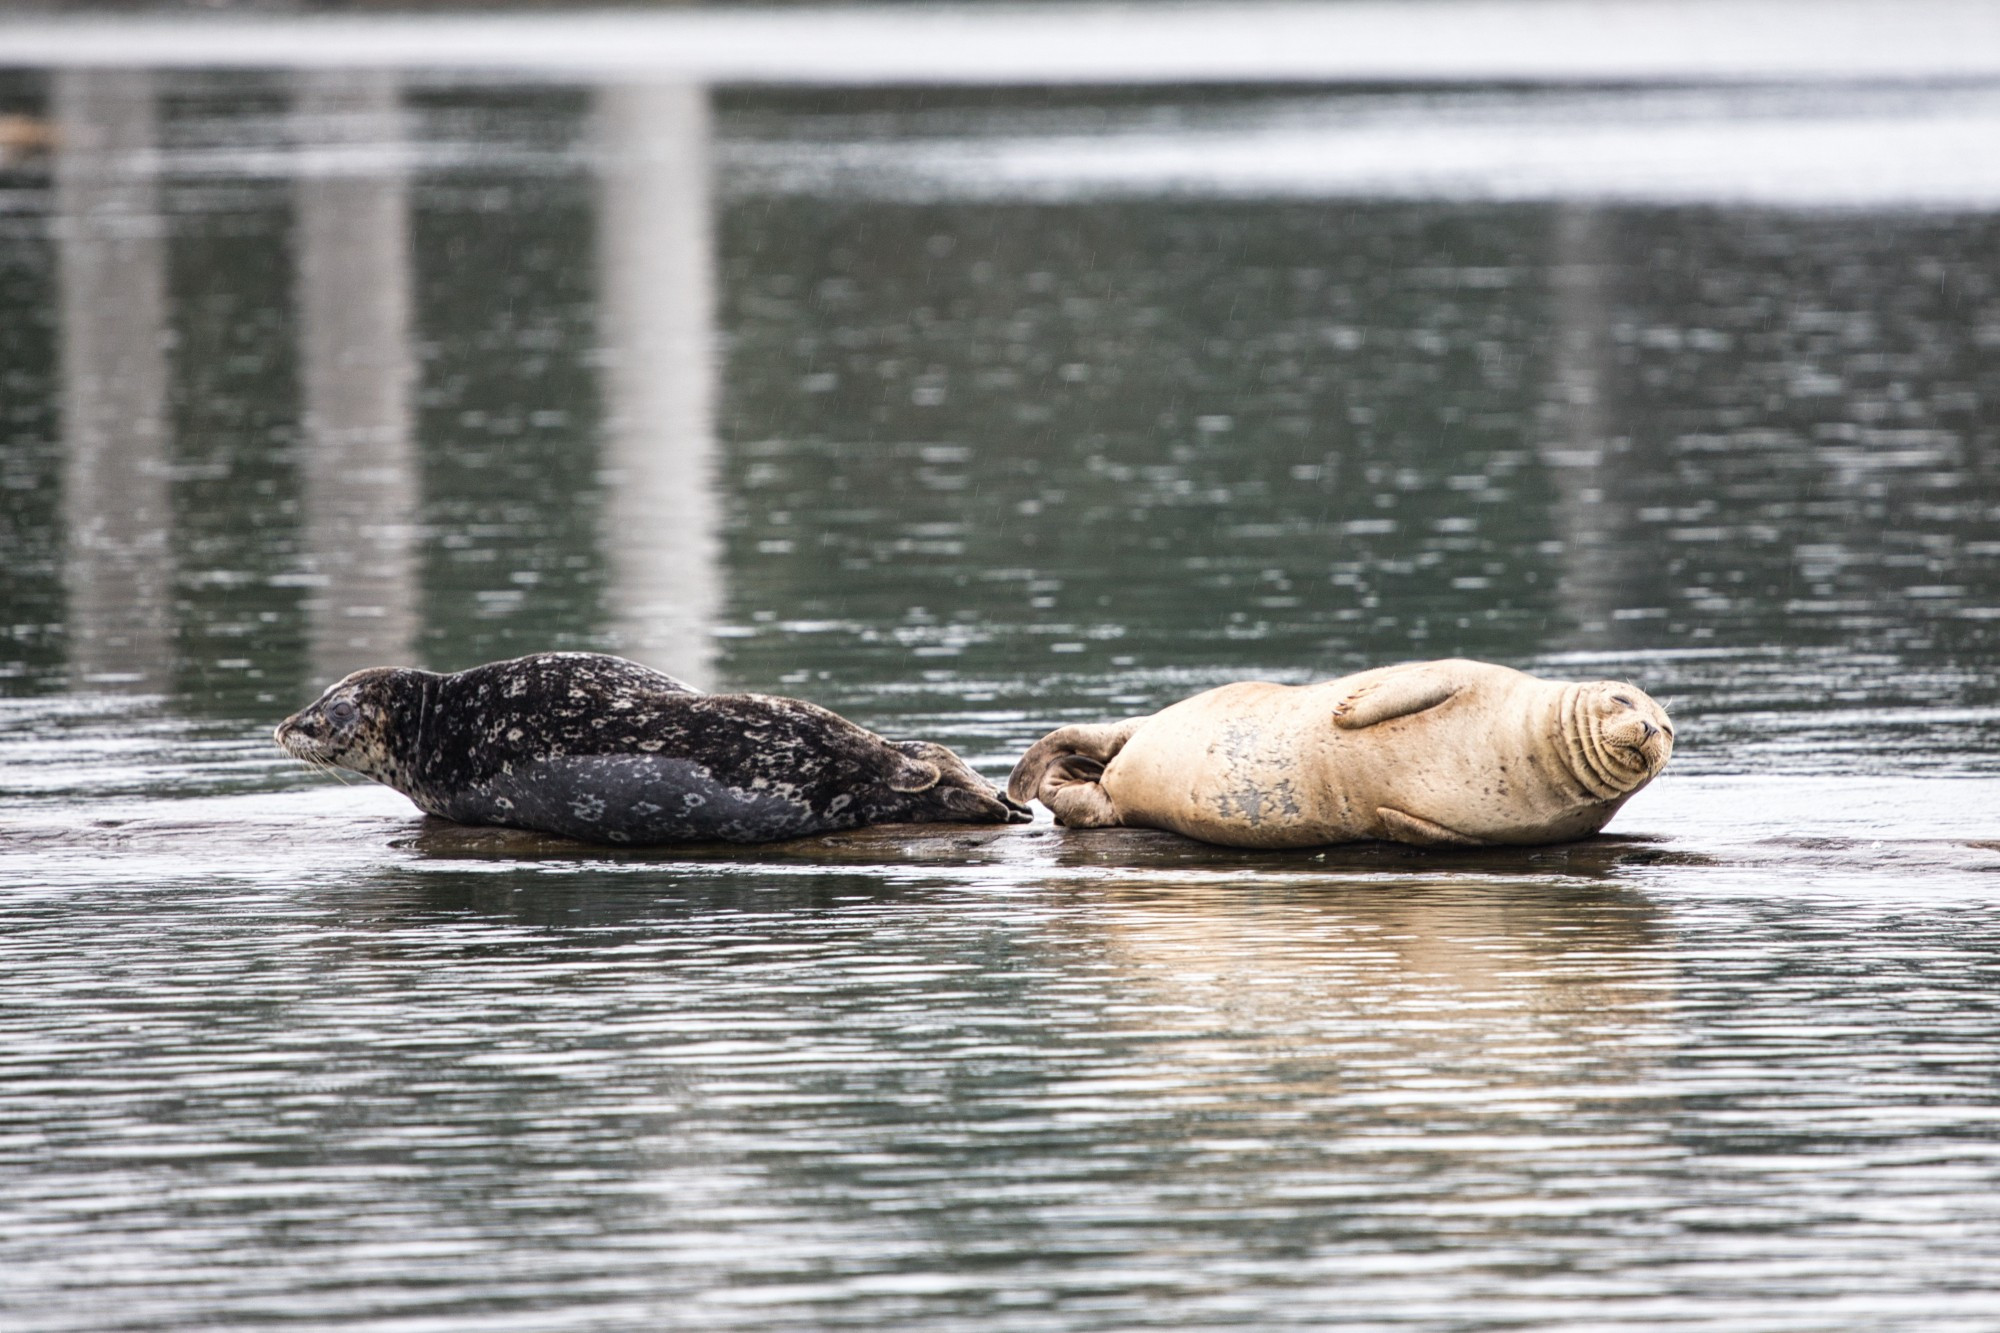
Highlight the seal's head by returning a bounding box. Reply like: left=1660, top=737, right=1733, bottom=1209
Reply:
left=275, top=666, right=429, bottom=792
left=887, top=738, right=1033, bottom=825
left=1562, top=680, right=1674, bottom=800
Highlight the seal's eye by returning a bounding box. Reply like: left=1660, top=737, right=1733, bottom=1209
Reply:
left=327, top=698, right=359, bottom=725
left=1612, top=694, right=1635, bottom=708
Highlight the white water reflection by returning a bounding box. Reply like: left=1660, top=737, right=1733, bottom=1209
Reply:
left=292, top=70, right=420, bottom=682
left=1539, top=205, right=1629, bottom=644
left=36, top=71, right=729, bottom=695
left=594, top=82, right=721, bottom=687
left=53, top=70, right=173, bottom=692
left=730, top=83, right=2000, bottom=209
left=6, top=1, right=2000, bottom=84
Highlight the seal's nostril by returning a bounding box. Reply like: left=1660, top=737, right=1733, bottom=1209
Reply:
left=1641, top=721, right=1658, bottom=740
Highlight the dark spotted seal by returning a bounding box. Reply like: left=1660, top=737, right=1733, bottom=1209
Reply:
left=276, top=652, right=1029, bottom=844
left=1009, top=658, right=1673, bottom=849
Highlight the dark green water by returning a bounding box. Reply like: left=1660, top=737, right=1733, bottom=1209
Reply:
left=4, top=71, right=2000, bottom=1331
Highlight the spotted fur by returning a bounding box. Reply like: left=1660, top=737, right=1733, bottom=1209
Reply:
left=276, top=652, right=1029, bottom=844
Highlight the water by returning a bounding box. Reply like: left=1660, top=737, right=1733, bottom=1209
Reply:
left=4, top=52, right=2000, bottom=1331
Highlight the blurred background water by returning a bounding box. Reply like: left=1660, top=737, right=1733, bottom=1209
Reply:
left=4, top=3, right=2000, bottom=1328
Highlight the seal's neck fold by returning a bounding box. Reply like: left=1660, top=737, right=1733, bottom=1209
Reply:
left=1557, top=683, right=1636, bottom=801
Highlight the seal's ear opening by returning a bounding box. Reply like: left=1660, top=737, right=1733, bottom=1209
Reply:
left=886, top=757, right=941, bottom=794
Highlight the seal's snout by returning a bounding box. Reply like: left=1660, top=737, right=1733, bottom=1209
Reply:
left=274, top=713, right=308, bottom=755
left=946, top=778, right=1035, bottom=825
left=887, top=738, right=1037, bottom=826
left=275, top=710, right=337, bottom=770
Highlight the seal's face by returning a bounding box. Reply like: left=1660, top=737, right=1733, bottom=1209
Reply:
left=275, top=667, right=417, bottom=789
left=889, top=739, right=1034, bottom=825
left=1566, top=681, right=1674, bottom=797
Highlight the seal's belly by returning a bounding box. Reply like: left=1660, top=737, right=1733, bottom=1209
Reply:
left=444, top=755, right=852, bottom=845
left=1101, top=688, right=1624, bottom=849
left=1103, top=705, right=1363, bottom=848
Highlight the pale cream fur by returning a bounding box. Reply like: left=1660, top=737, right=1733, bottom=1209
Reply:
left=1008, top=659, right=1674, bottom=849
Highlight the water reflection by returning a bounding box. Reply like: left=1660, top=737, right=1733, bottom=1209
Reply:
left=1539, top=204, right=1632, bottom=645
left=1058, top=879, right=1671, bottom=1126
left=594, top=81, right=721, bottom=687
left=7, top=76, right=2000, bottom=776
left=406, top=88, right=614, bottom=675
left=291, top=70, right=419, bottom=683
left=15, top=852, right=2000, bottom=1329
left=716, top=184, right=2000, bottom=721
left=53, top=70, right=172, bottom=692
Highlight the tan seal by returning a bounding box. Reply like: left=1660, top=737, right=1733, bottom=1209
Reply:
left=1007, top=658, right=1673, bottom=848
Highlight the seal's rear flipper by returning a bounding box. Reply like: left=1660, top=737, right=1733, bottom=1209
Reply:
left=1006, top=718, right=1145, bottom=804
left=1332, top=661, right=1467, bottom=730
left=1034, top=755, right=1123, bottom=828
left=1376, top=806, right=1483, bottom=847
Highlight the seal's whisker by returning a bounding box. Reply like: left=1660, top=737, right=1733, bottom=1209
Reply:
left=297, top=754, right=354, bottom=786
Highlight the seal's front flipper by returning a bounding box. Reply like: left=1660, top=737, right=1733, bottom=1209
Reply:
left=1376, top=806, right=1482, bottom=847
left=1006, top=718, right=1145, bottom=804
left=1332, top=662, right=1466, bottom=730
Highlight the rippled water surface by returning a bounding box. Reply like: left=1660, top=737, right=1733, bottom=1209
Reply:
left=4, top=57, right=2000, bottom=1331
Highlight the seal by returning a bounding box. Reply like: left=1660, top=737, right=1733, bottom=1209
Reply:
left=1007, top=658, right=1673, bottom=848
left=276, top=651, right=1030, bottom=844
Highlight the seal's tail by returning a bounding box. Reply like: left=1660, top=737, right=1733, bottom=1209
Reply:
left=1007, top=719, right=1146, bottom=826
